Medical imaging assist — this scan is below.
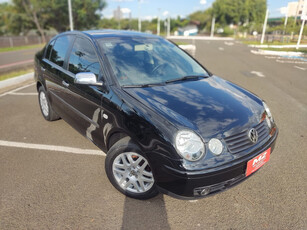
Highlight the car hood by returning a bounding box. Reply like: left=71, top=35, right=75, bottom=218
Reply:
left=123, top=76, right=264, bottom=139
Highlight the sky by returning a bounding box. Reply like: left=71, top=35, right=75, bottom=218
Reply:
left=103, top=0, right=299, bottom=20
left=0, top=0, right=300, bottom=19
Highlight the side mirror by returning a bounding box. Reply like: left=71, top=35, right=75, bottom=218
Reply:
left=74, top=72, right=103, bottom=86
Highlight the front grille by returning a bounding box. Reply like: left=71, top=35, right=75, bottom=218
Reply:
left=224, top=121, right=269, bottom=154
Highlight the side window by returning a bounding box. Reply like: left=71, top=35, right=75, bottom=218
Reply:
left=50, top=35, right=73, bottom=67
left=68, top=37, right=101, bottom=78
left=45, top=39, right=55, bottom=60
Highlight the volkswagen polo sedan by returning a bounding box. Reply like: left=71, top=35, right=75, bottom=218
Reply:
left=34, top=30, right=278, bottom=200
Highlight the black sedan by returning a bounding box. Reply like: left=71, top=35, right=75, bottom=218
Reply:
left=34, top=30, right=278, bottom=200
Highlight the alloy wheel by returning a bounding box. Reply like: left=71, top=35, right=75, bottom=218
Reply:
left=112, top=152, right=154, bottom=193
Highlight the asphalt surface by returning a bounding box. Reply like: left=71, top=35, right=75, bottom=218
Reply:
left=0, top=40, right=307, bottom=229
left=0, top=47, right=41, bottom=73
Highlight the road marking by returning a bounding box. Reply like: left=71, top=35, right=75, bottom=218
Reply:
left=224, top=41, right=234, bottom=46
left=189, top=200, right=198, bottom=203
left=0, top=140, right=106, bottom=156
left=294, top=66, right=307, bottom=71
left=9, top=92, right=38, bottom=96
left=0, top=82, right=35, bottom=98
left=0, top=59, right=33, bottom=69
left=218, top=47, right=224, bottom=51
left=250, top=71, right=265, bottom=77
left=276, top=59, right=307, bottom=64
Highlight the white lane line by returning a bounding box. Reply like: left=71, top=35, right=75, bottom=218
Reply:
left=264, top=56, right=277, bottom=59
left=9, top=92, right=38, bottom=96
left=276, top=59, right=307, bottom=64
left=0, top=140, right=106, bottom=156
left=0, top=82, right=35, bottom=98
left=218, top=47, right=224, bottom=51
left=294, top=66, right=307, bottom=71
left=224, top=41, right=234, bottom=46
left=250, top=71, right=265, bottom=77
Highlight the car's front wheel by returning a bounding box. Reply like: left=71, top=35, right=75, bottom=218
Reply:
left=105, top=137, right=159, bottom=200
left=38, top=86, right=60, bottom=121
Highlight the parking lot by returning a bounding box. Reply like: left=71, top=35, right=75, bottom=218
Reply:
left=0, top=40, right=306, bottom=229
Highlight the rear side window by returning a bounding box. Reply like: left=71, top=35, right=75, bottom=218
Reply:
left=50, top=35, right=73, bottom=67
left=45, top=39, right=55, bottom=60
left=68, top=37, right=101, bottom=78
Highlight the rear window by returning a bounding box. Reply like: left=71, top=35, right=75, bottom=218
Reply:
left=50, top=35, right=73, bottom=67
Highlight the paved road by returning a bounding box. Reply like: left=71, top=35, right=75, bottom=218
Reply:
left=0, top=40, right=306, bottom=229
left=0, top=47, right=41, bottom=73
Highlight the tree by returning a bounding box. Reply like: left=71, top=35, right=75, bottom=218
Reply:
left=46, top=0, right=107, bottom=32
left=211, top=0, right=266, bottom=26
left=0, top=2, right=33, bottom=35
left=11, top=0, right=107, bottom=40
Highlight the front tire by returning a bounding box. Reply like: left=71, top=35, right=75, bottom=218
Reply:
left=105, top=137, right=159, bottom=200
left=38, top=86, right=60, bottom=121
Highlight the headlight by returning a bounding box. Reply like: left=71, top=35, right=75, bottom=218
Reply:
left=263, top=101, right=274, bottom=124
left=175, top=130, right=205, bottom=161
left=208, top=138, right=223, bottom=155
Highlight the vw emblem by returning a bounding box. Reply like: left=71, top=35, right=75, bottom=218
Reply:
left=248, top=128, right=258, bottom=143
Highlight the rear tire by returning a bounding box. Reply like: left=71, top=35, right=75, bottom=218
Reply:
left=38, top=86, right=60, bottom=121
left=105, top=137, right=159, bottom=200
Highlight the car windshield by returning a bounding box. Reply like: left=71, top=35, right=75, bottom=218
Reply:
left=97, top=37, right=208, bottom=87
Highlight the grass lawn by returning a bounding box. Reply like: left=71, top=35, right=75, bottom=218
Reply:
left=0, top=44, right=44, bottom=53
left=0, top=68, right=33, bottom=81
left=174, top=41, right=190, bottom=45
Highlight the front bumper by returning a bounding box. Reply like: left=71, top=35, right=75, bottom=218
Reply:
left=156, top=128, right=278, bottom=199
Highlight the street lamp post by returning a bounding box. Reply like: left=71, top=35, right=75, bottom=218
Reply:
left=296, top=0, right=307, bottom=50
left=157, top=8, right=160, bottom=35
left=210, top=16, right=215, bottom=37
left=261, top=9, right=269, bottom=44
left=138, top=0, right=141, bottom=32
left=68, top=0, right=74, bottom=31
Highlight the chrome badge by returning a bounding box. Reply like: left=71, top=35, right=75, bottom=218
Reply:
left=248, top=128, right=258, bottom=143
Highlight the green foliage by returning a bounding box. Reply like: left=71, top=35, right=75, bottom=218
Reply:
left=222, top=26, right=234, bottom=36
left=2, top=0, right=106, bottom=36
left=45, top=0, right=107, bottom=32
left=212, top=0, right=266, bottom=26
left=0, top=2, right=32, bottom=35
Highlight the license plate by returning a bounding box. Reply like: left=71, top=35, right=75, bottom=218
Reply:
left=246, top=148, right=271, bottom=177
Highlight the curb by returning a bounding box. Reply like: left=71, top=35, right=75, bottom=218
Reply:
left=0, top=72, right=34, bottom=90
left=248, top=44, right=307, bottom=49
left=251, top=49, right=305, bottom=57
left=167, top=36, right=234, bottom=41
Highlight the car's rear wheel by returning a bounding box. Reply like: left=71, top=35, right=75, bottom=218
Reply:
left=105, top=137, right=159, bottom=200
left=38, top=86, right=60, bottom=121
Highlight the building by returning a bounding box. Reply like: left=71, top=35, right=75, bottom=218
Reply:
left=113, top=6, right=123, bottom=20
left=178, top=25, right=198, bottom=36
left=286, top=0, right=306, bottom=18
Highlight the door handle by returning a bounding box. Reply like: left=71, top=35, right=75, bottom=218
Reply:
left=41, top=67, right=46, bottom=72
left=62, top=80, right=69, bottom=87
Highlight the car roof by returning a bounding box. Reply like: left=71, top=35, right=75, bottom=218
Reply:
left=56, top=30, right=160, bottom=40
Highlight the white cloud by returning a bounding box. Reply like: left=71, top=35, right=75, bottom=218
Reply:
left=163, top=11, right=169, bottom=16
left=200, top=0, right=207, bottom=5
left=112, top=0, right=134, bottom=2
left=280, top=7, right=287, bottom=15
left=121, top=8, right=131, bottom=14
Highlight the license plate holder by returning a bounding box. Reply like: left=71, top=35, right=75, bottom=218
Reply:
left=246, top=148, right=271, bottom=177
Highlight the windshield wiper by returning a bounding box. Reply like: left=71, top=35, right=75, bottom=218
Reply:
left=122, top=82, right=165, bottom=88
left=165, top=75, right=208, bottom=84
